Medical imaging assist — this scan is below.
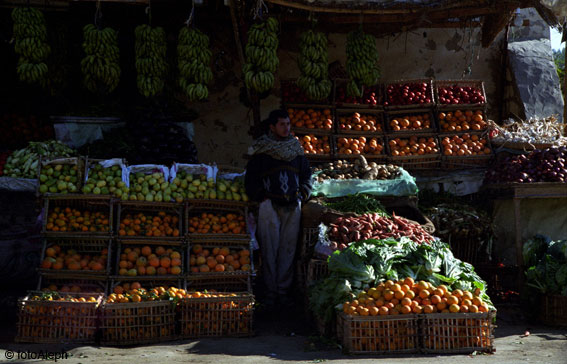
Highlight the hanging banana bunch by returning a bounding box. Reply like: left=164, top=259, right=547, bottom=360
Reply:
left=177, top=27, right=212, bottom=101
left=242, top=17, right=279, bottom=94
left=135, top=24, right=168, bottom=98
left=345, top=29, right=381, bottom=97
left=80, top=24, right=121, bottom=94
left=12, top=7, right=51, bottom=86
left=297, top=29, right=331, bottom=101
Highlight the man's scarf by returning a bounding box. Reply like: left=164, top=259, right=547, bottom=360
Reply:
left=248, top=132, right=304, bottom=161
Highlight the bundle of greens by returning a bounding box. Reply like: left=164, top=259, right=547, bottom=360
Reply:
left=309, top=237, right=493, bottom=323
left=324, top=194, right=389, bottom=216
left=524, top=235, right=567, bottom=296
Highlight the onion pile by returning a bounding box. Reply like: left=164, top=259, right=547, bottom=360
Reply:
left=484, top=147, right=567, bottom=184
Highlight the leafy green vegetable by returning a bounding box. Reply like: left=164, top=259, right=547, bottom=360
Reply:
left=309, top=236, right=493, bottom=323
left=523, top=235, right=550, bottom=268
left=524, top=236, right=567, bottom=296
left=324, top=194, right=389, bottom=216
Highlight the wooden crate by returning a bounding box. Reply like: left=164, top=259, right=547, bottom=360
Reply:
left=337, top=312, right=420, bottom=354
left=334, top=79, right=382, bottom=109
left=541, top=295, right=567, bottom=327
left=383, top=79, right=435, bottom=110
left=38, top=275, right=108, bottom=294
left=16, top=292, right=102, bottom=343
left=435, top=80, right=487, bottom=108
left=187, top=237, right=253, bottom=275
left=42, top=195, right=113, bottom=238
left=114, top=239, right=186, bottom=278
left=333, top=134, right=387, bottom=161
left=186, top=272, right=252, bottom=293
left=179, top=293, right=254, bottom=338
left=38, top=237, right=112, bottom=276
left=421, top=311, right=496, bottom=354
left=116, top=201, right=184, bottom=242
left=100, top=300, right=176, bottom=346
left=335, top=108, right=385, bottom=135
left=186, top=203, right=250, bottom=241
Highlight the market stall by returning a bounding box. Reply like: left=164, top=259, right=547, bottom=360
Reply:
left=0, top=0, right=566, bottom=355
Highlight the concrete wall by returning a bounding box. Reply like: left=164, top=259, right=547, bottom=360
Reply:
left=191, top=23, right=506, bottom=167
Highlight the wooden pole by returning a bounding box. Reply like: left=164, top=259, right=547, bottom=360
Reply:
left=564, top=45, right=566, bottom=131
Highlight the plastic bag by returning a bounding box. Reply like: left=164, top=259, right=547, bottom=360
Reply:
left=311, top=168, right=418, bottom=198
left=85, top=158, right=128, bottom=184
left=170, top=163, right=217, bottom=182
left=126, top=164, right=170, bottom=188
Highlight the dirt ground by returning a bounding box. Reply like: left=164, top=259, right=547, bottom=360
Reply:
left=1, top=305, right=566, bottom=364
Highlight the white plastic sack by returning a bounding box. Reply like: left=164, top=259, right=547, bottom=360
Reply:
left=85, top=158, right=128, bottom=184
left=126, top=164, right=170, bottom=187
left=170, top=163, right=217, bottom=182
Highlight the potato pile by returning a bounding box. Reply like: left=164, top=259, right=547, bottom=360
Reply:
left=313, top=155, right=401, bottom=182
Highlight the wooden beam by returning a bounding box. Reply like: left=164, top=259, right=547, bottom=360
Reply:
left=266, top=0, right=497, bottom=15
left=481, top=11, right=515, bottom=48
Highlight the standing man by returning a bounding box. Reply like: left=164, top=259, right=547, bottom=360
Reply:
left=245, top=109, right=312, bottom=308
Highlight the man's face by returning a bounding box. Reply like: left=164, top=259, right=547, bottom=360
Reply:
left=270, top=117, right=291, bottom=138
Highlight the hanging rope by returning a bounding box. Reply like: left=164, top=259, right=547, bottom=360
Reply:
left=94, top=0, right=102, bottom=29
left=146, top=0, right=152, bottom=25
left=184, top=0, right=195, bottom=28
left=253, top=0, right=268, bottom=20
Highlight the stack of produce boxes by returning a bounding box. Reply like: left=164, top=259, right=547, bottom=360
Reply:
left=17, top=158, right=113, bottom=343
left=435, top=80, right=492, bottom=169
left=283, top=79, right=335, bottom=161
left=383, top=79, right=440, bottom=170
left=181, top=165, right=255, bottom=338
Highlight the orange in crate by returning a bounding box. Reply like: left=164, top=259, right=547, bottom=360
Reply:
left=389, top=113, right=431, bottom=131
left=295, top=134, right=331, bottom=155
left=288, top=108, right=333, bottom=130
left=187, top=212, right=246, bottom=234
left=117, top=245, right=183, bottom=276
left=438, top=110, right=487, bottom=132
left=336, top=136, right=383, bottom=155
left=118, top=211, right=180, bottom=237
left=189, top=244, right=251, bottom=273
left=45, top=207, right=110, bottom=233
left=40, top=245, right=107, bottom=272
left=389, top=136, right=439, bottom=156
left=338, top=113, right=382, bottom=132
left=441, top=134, right=491, bottom=156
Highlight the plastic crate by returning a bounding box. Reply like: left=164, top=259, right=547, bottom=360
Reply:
left=337, top=312, right=420, bottom=354
left=306, top=259, right=329, bottom=286
left=100, top=300, right=176, bottom=346
left=541, top=295, right=567, bottom=327
left=179, top=293, right=254, bottom=338
left=421, top=311, right=496, bottom=354
left=42, top=195, right=113, bottom=237
left=116, top=201, right=184, bottom=241
left=15, top=291, right=102, bottom=343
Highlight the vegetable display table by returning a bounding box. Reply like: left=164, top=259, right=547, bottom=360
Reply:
left=483, top=182, right=567, bottom=268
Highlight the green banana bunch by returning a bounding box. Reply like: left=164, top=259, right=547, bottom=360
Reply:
left=12, top=7, right=50, bottom=85
left=242, top=17, right=279, bottom=94
left=177, top=27, right=212, bottom=101
left=135, top=24, right=168, bottom=97
left=80, top=24, right=121, bottom=94
left=297, top=29, right=331, bottom=101
left=345, top=29, right=381, bottom=97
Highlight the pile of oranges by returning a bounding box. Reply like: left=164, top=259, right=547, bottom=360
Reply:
left=389, top=113, right=432, bottom=131
left=296, top=134, right=331, bottom=155
left=42, top=284, right=104, bottom=294
left=388, top=136, right=439, bottom=156
left=108, top=284, right=185, bottom=303
left=342, top=277, right=491, bottom=317
left=45, top=207, right=110, bottom=233
left=441, top=134, right=491, bottom=156
left=338, top=112, right=382, bottom=132
left=187, top=212, right=246, bottom=234
left=288, top=108, right=333, bottom=130
left=118, top=211, right=181, bottom=237
left=336, top=136, right=384, bottom=155
left=438, top=110, right=487, bottom=132
left=118, top=245, right=182, bottom=276
left=40, top=245, right=107, bottom=271
left=189, top=244, right=251, bottom=273
left=29, top=292, right=99, bottom=303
